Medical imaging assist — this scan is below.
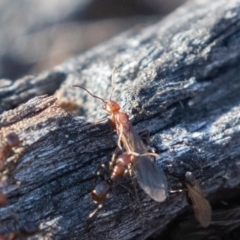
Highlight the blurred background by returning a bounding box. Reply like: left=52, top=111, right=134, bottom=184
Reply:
left=0, top=0, right=186, bottom=80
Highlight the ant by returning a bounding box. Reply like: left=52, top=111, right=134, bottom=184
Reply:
left=73, top=68, right=168, bottom=209
left=185, top=171, right=212, bottom=228
left=167, top=161, right=211, bottom=228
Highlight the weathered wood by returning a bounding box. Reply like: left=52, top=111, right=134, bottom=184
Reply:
left=1, top=0, right=240, bottom=239
left=0, top=72, right=66, bottom=114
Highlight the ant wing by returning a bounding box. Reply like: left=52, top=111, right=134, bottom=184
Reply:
left=119, top=122, right=168, bottom=202
left=134, top=156, right=168, bottom=202
left=186, top=181, right=212, bottom=228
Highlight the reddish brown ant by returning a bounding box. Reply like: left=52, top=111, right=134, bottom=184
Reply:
left=73, top=69, right=168, bottom=209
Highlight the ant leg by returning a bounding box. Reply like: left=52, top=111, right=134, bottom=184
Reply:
left=109, top=147, right=122, bottom=171
left=90, top=159, right=114, bottom=218
left=127, top=165, right=141, bottom=211
left=126, top=166, right=147, bottom=228
left=138, top=129, right=150, bottom=145
left=107, top=118, right=116, bottom=130
left=137, top=130, right=160, bottom=159
left=117, top=183, right=132, bottom=194
left=169, top=188, right=187, bottom=209
left=116, top=124, right=123, bottom=150
left=128, top=151, right=159, bottom=158
left=169, top=188, right=184, bottom=193
left=95, top=163, right=109, bottom=180
left=89, top=204, right=103, bottom=218
left=92, top=117, right=108, bottom=125
left=107, top=117, right=123, bottom=150
left=115, top=182, right=135, bottom=203
left=81, top=117, right=109, bottom=132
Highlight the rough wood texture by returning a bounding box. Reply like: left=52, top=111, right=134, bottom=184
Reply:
left=0, top=72, right=66, bottom=114
left=1, top=0, right=240, bottom=239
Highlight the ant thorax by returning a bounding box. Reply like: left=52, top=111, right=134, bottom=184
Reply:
left=114, top=112, right=130, bottom=132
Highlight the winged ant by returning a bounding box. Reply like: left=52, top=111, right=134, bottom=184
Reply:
left=184, top=171, right=212, bottom=228
left=72, top=68, right=168, bottom=215
left=168, top=161, right=212, bottom=228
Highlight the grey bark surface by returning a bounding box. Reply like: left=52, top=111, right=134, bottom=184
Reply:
left=0, top=72, right=66, bottom=114
left=1, top=0, right=240, bottom=239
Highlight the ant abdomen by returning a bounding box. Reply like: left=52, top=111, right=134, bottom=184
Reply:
left=92, top=180, right=112, bottom=203
left=91, top=153, right=132, bottom=203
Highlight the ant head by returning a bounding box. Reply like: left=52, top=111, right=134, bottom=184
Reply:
left=102, top=100, right=120, bottom=114
left=72, top=66, right=119, bottom=114
left=185, top=171, right=196, bottom=186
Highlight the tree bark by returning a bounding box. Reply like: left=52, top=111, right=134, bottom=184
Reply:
left=1, top=0, right=240, bottom=239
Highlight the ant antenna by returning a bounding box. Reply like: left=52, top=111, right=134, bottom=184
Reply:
left=72, top=85, right=105, bottom=103
left=109, top=66, right=117, bottom=101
